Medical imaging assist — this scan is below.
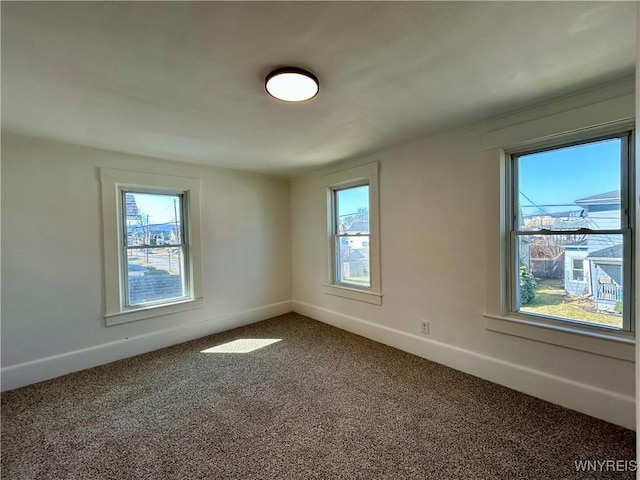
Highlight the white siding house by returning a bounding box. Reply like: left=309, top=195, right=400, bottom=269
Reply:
left=574, top=191, right=623, bottom=313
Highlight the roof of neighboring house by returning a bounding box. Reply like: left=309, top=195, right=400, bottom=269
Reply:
left=128, top=223, right=177, bottom=235
left=586, top=243, right=622, bottom=260
left=550, top=218, right=588, bottom=246
left=552, top=218, right=588, bottom=230
left=575, top=190, right=620, bottom=206
left=125, top=194, right=139, bottom=218
left=346, top=221, right=369, bottom=233
left=346, top=249, right=367, bottom=261
left=524, top=210, right=583, bottom=220
left=128, top=264, right=147, bottom=272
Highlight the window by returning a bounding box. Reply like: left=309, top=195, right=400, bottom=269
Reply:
left=100, top=169, right=203, bottom=326
left=333, top=184, right=371, bottom=288
left=570, top=258, right=585, bottom=282
left=122, top=191, right=187, bottom=307
left=508, top=132, right=633, bottom=333
left=322, top=162, right=381, bottom=305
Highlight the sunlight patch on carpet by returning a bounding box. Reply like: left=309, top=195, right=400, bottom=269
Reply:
left=200, top=338, right=282, bottom=354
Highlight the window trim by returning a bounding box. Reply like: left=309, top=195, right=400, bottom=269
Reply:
left=483, top=120, right=635, bottom=361
left=100, top=168, right=203, bottom=326
left=322, top=162, right=381, bottom=305
left=570, top=258, right=586, bottom=283
left=484, top=313, right=635, bottom=361
left=506, top=130, right=633, bottom=334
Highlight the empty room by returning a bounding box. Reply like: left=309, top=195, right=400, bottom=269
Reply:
left=1, top=2, right=638, bottom=479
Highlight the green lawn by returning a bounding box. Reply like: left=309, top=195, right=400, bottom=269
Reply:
left=520, top=279, right=622, bottom=328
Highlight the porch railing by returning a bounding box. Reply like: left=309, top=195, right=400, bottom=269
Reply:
left=597, top=283, right=623, bottom=301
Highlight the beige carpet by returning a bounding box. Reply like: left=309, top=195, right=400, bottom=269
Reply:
left=1, top=313, right=635, bottom=479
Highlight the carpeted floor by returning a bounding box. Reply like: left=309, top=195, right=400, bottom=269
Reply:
left=1, top=313, right=635, bottom=479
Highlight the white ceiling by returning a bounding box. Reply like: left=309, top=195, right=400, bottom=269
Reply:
left=1, top=2, right=636, bottom=177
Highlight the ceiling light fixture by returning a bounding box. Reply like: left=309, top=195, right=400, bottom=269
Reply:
left=265, top=67, right=319, bottom=102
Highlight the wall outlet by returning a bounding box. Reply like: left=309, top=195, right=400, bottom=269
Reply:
left=420, top=320, right=429, bottom=335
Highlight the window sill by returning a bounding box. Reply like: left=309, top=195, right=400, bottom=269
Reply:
left=484, top=313, right=634, bottom=362
left=322, top=284, right=382, bottom=305
left=105, top=297, right=204, bottom=326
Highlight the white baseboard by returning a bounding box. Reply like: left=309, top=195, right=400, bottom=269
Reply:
left=1, top=300, right=292, bottom=392
left=292, top=300, right=635, bottom=430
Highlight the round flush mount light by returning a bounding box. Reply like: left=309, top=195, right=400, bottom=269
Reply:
left=265, top=67, right=319, bottom=102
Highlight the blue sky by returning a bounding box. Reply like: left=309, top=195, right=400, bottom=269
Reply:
left=336, top=185, right=369, bottom=218
left=518, top=138, right=621, bottom=215
left=131, top=193, right=181, bottom=224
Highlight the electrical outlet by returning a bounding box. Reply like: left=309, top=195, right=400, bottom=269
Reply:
left=420, top=320, right=429, bottom=335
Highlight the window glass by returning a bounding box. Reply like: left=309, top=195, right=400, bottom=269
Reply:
left=515, top=234, right=623, bottom=329
left=334, top=185, right=370, bottom=287
left=517, top=139, right=621, bottom=230
left=512, top=136, right=628, bottom=330
left=571, top=259, right=585, bottom=282
left=336, top=185, right=370, bottom=233
left=123, top=192, right=187, bottom=307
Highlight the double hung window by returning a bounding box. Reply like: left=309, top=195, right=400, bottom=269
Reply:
left=508, top=131, right=633, bottom=333
left=332, top=184, right=371, bottom=288
left=100, top=168, right=203, bottom=325
left=322, top=162, right=381, bottom=305
left=122, top=191, right=188, bottom=307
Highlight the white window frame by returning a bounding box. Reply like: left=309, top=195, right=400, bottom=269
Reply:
left=322, top=162, right=382, bottom=305
left=100, top=168, right=203, bottom=326
left=507, top=130, right=633, bottom=334
left=120, top=189, right=189, bottom=308
left=484, top=122, right=635, bottom=362
left=570, top=258, right=586, bottom=283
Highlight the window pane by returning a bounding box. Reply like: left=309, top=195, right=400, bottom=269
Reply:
left=127, top=246, right=186, bottom=305
left=516, top=234, right=623, bottom=329
left=517, top=138, right=621, bottom=231
left=571, top=259, right=584, bottom=282
left=336, top=235, right=370, bottom=287
left=125, top=192, right=183, bottom=247
left=336, top=185, right=369, bottom=234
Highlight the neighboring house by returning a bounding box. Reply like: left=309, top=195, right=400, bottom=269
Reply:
left=125, top=194, right=141, bottom=226
left=341, top=248, right=369, bottom=278
left=127, top=263, right=147, bottom=277
left=562, top=190, right=622, bottom=313
left=127, top=222, right=180, bottom=246
left=563, top=244, right=590, bottom=296
left=339, top=220, right=370, bottom=279
left=344, top=220, right=370, bottom=249
left=523, top=210, right=582, bottom=229
left=586, top=244, right=623, bottom=313
left=555, top=216, right=590, bottom=296
left=347, top=221, right=369, bottom=232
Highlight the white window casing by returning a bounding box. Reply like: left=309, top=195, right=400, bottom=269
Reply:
left=100, top=168, right=203, bottom=326
left=482, top=105, right=635, bottom=361
left=322, top=162, right=382, bottom=305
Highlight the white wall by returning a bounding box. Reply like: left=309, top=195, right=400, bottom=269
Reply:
left=291, top=78, right=636, bottom=429
left=1, top=133, right=292, bottom=389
